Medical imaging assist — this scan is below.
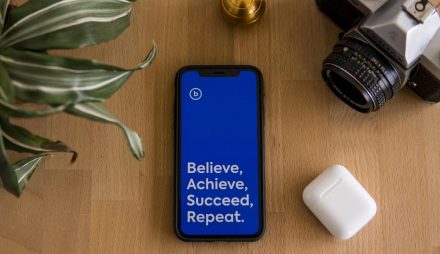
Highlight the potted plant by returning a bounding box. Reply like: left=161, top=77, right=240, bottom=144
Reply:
left=0, top=0, right=156, bottom=197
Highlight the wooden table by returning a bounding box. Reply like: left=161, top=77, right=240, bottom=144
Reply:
left=1, top=0, right=439, bottom=253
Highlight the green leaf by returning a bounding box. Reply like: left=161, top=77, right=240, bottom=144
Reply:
left=0, top=0, right=135, bottom=50
left=0, top=128, right=49, bottom=197
left=0, top=129, right=10, bottom=184
left=0, top=43, right=157, bottom=104
left=0, top=0, right=9, bottom=31
left=0, top=117, right=77, bottom=162
left=0, top=60, right=14, bottom=102
left=66, top=102, right=144, bottom=160
left=9, top=154, right=49, bottom=197
left=0, top=98, right=69, bottom=118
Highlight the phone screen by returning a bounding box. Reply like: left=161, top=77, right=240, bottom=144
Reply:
left=175, top=66, right=264, bottom=240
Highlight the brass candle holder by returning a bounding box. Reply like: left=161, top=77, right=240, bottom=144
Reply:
left=221, top=0, right=266, bottom=25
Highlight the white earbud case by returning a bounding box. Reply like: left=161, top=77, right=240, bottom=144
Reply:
left=303, top=165, right=377, bottom=240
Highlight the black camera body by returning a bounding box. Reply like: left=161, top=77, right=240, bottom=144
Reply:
left=317, top=0, right=440, bottom=113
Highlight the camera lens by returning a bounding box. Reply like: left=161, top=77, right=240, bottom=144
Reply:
left=322, top=37, right=401, bottom=113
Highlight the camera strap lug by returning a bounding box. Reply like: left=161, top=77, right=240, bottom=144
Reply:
left=403, top=0, right=439, bottom=23
left=408, top=81, right=418, bottom=88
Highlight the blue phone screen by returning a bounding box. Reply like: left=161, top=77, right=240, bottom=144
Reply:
left=178, top=69, right=263, bottom=237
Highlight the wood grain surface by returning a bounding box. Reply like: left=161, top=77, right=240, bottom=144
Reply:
left=1, top=0, right=440, bottom=253
left=431, top=0, right=440, bottom=8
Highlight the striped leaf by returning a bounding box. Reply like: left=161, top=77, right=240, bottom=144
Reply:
left=66, top=102, right=144, bottom=160
left=0, top=129, right=9, bottom=186
left=0, top=0, right=9, bottom=31
left=8, top=154, right=49, bottom=197
left=0, top=0, right=156, bottom=197
left=0, top=129, right=49, bottom=197
left=0, top=60, right=13, bottom=102
left=0, top=44, right=157, bottom=104
left=0, top=117, right=77, bottom=162
left=0, top=98, right=69, bottom=118
left=0, top=0, right=135, bottom=50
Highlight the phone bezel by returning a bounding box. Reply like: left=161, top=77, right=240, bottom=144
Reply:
left=174, top=65, right=265, bottom=242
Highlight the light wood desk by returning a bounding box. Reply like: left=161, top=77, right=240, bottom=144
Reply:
left=0, top=0, right=439, bottom=253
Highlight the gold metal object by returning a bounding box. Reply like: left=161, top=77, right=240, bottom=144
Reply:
left=221, top=0, right=266, bottom=25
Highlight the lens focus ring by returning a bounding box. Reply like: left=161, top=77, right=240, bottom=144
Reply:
left=322, top=37, right=400, bottom=113
left=325, top=52, right=386, bottom=108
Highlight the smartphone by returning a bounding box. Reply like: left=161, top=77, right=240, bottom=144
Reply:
left=175, top=66, right=265, bottom=241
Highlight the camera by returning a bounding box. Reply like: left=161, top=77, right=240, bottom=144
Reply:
left=317, top=0, right=440, bottom=113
